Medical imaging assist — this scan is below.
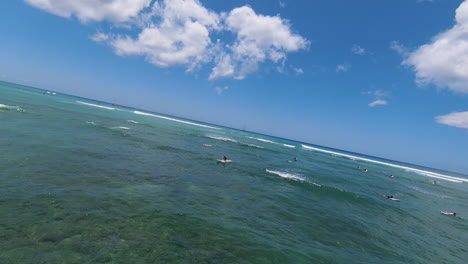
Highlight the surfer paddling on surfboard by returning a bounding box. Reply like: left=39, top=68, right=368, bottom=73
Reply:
left=217, top=156, right=232, bottom=163
left=441, top=211, right=456, bottom=216
left=383, top=194, right=399, bottom=201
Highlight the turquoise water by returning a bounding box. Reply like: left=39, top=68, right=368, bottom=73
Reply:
left=1, top=81, right=467, bottom=264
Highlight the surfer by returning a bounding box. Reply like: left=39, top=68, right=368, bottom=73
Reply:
left=363, top=169, right=368, bottom=173
left=383, top=195, right=394, bottom=199
left=388, top=174, right=394, bottom=178
left=293, top=157, right=298, bottom=161
left=223, top=156, right=227, bottom=161
left=442, top=211, right=456, bottom=216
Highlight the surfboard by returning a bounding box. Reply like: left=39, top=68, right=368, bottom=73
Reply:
left=382, top=195, right=399, bottom=201
left=441, top=211, right=455, bottom=216
left=217, top=159, right=232, bottom=163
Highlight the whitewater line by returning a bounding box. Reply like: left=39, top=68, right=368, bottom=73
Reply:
left=301, top=145, right=467, bottom=183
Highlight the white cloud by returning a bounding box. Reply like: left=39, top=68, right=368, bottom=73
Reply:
left=364, top=89, right=389, bottom=107
left=208, top=6, right=309, bottom=80
left=436, top=111, right=468, bottom=129
left=209, top=53, right=236, bottom=80
left=403, top=0, right=468, bottom=93
left=292, top=67, right=304, bottom=75
left=368, top=99, right=387, bottom=107
left=26, top=0, right=308, bottom=80
left=352, top=44, right=365, bottom=55
left=279, top=1, right=287, bottom=8
left=25, top=0, right=151, bottom=23
left=110, top=0, right=219, bottom=70
left=215, top=86, right=229, bottom=95
left=389, top=41, right=408, bottom=56
left=90, top=32, right=109, bottom=42
left=336, top=64, right=350, bottom=72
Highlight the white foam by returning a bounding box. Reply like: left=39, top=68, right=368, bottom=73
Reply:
left=266, top=169, right=321, bottom=186
left=247, top=136, right=276, bottom=144
left=266, top=169, right=305, bottom=181
left=127, top=120, right=139, bottom=124
left=111, top=126, right=130, bottom=130
left=207, top=135, right=238, bottom=143
left=133, top=111, right=219, bottom=129
left=0, top=104, right=23, bottom=111
left=85, top=121, right=96, bottom=125
left=283, top=144, right=296, bottom=148
left=244, top=143, right=264, bottom=149
left=77, top=101, right=115, bottom=110
left=301, top=145, right=467, bottom=183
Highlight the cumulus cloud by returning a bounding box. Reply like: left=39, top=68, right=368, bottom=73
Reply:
left=110, top=0, right=220, bottom=70
left=436, top=111, right=468, bottom=129
left=25, top=0, right=151, bottom=23
left=368, top=99, right=387, bottom=107
left=403, top=0, right=468, bottom=93
left=351, top=44, right=365, bottom=55
left=209, top=6, right=309, bottom=80
left=26, top=0, right=308, bottom=80
left=336, top=64, right=350, bottom=72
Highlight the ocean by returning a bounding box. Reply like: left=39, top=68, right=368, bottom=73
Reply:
left=1, top=81, right=467, bottom=264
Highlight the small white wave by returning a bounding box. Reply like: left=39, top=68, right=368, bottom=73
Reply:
left=203, top=144, right=212, bottom=147
left=77, top=101, right=115, bottom=110
left=0, top=104, right=24, bottom=112
left=246, top=136, right=277, bottom=144
left=133, top=111, right=219, bottom=130
left=85, top=121, right=96, bottom=125
left=127, top=120, right=139, bottom=124
left=283, top=144, right=296, bottom=148
left=244, top=143, right=264, bottom=149
left=266, top=169, right=321, bottom=186
left=301, top=144, right=467, bottom=183
left=111, top=126, right=130, bottom=130
left=207, top=135, right=238, bottom=143
left=266, top=169, right=304, bottom=181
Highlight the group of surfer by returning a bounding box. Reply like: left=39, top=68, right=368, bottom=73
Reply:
left=220, top=155, right=458, bottom=217
left=357, top=167, right=457, bottom=216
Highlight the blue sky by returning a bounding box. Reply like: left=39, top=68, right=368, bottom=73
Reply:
left=1, top=0, right=467, bottom=173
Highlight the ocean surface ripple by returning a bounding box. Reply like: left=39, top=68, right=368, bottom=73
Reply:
left=1, top=82, right=467, bottom=264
